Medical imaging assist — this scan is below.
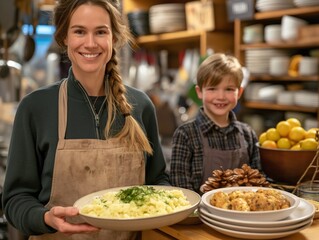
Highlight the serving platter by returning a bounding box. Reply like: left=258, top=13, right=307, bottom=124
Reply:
left=73, top=185, right=201, bottom=231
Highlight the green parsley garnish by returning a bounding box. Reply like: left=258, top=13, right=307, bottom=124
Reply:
left=116, top=186, right=157, bottom=206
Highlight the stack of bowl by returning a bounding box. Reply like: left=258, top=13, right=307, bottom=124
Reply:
left=199, top=186, right=315, bottom=239
left=264, top=24, right=282, bottom=43
left=126, top=10, right=150, bottom=37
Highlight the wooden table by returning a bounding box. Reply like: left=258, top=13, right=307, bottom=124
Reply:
left=142, top=219, right=319, bottom=240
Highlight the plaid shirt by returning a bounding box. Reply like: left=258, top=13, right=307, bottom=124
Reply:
left=169, top=107, right=261, bottom=193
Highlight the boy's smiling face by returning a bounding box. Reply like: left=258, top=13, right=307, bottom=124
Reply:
left=196, top=75, right=243, bottom=126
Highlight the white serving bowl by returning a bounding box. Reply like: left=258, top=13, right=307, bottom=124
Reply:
left=264, top=24, right=282, bottom=43
left=74, top=185, right=201, bottom=231
left=281, top=15, right=307, bottom=41
left=201, top=186, right=300, bottom=222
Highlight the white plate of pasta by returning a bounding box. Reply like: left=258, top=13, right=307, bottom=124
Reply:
left=73, top=185, right=201, bottom=231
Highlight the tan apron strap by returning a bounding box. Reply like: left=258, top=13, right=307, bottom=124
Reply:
left=58, top=79, right=68, bottom=146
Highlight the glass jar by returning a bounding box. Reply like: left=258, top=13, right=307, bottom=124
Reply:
left=297, top=181, right=319, bottom=201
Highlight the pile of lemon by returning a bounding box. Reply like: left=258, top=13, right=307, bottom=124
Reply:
left=259, top=118, right=318, bottom=150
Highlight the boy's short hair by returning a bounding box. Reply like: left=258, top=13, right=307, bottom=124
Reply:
left=196, top=53, right=243, bottom=89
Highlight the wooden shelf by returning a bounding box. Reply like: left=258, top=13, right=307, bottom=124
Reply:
left=254, top=6, right=319, bottom=20
left=249, top=75, right=319, bottom=82
left=235, top=6, right=319, bottom=125
left=136, top=30, right=202, bottom=45
left=244, top=101, right=318, bottom=113
left=240, top=39, right=319, bottom=50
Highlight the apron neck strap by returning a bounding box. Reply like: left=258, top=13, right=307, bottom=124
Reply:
left=58, top=79, right=68, bottom=140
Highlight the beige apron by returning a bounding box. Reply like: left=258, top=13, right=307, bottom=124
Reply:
left=29, top=80, right=145, bottom=240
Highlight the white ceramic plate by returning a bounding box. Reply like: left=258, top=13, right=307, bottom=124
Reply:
left=200, top=217, right=313, bottom=239
left=199, top=198, right=315, bottom=227
left=199, top=210, right=312, bottom=233
left=201, top=186, right=300, bottom=221
left=73, top=185, right=201, bottom=231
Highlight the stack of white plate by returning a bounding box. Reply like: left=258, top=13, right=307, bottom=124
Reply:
left=294, top=0, right=319, bottom=7
left=256, top=0, right=295, bottom=12
left=199, top=198, right=315, bottom=239
left=245, top=49, right=290, bottom=74
left=149, top=3, right=186, bottom=34
left=276, top=91, right=295, bottom=105
left=294, top=90, right=319, bottom=107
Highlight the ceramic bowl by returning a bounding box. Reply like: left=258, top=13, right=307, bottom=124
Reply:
left=73, top=185, right=201, bottom=231
left=258, top=145, right=317, bottom=184
left=201, top=186, right=300, bottom=221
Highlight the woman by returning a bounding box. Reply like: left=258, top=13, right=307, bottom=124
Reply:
left=2, top=0, right=169, bottom=239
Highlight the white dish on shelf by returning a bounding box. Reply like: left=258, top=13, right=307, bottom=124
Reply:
left=281, top=15, right=308, bottom=41
left=256, top=0, right=295, bottom=12
left=294, top=0, right=319, bottom=7
left=264, top=24, right=282, bottom=43
left=276, top=91, right=295, bottom=105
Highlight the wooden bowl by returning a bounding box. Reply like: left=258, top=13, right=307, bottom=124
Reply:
left=258, top=145, right=318, bottom=185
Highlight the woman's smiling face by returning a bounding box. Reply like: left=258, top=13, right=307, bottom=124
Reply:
left=64, top=3, right=113, bottom=77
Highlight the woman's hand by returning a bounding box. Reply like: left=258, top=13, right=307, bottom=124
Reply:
left=44, top=206, right=100, bottom=234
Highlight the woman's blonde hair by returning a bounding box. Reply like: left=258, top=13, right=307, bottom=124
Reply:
left=53, top=0, right=152, bottom=154
left=197, top=53, right=243, bottom=89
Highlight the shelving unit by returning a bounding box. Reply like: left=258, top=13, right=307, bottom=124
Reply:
left=234, top=6, right=319, bottom=127
left=123, top=0, right=234, bottom=56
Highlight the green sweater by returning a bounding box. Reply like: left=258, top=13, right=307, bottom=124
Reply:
left=2, top=70, right=169, bottom=235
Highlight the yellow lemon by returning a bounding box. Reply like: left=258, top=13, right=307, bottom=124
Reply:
left=286, top=118, right=301, bottom=128
left=288, top=126, right=306, bottom=142
left=259, top=132, right=267, bottom=145
left=290, top=140, right=297, bottom=146
left=300, top=138, right=318, bottom=150
left=291, top=144, right=301, bottom=150
left=262, top=140, right=277, bottom=149
left=305, top=128, right=319, bottom=139
left=277, top=138, right=291, bottom=149
left=276, top=121, right=291, bottom=137
left=266, top=128, right=280, bottom=142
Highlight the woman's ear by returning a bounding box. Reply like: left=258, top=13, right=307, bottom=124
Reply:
left=195, top=85, right=203, bottom=99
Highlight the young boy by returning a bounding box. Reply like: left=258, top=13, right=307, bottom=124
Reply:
left=169, top=53, right=261, bottom=193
